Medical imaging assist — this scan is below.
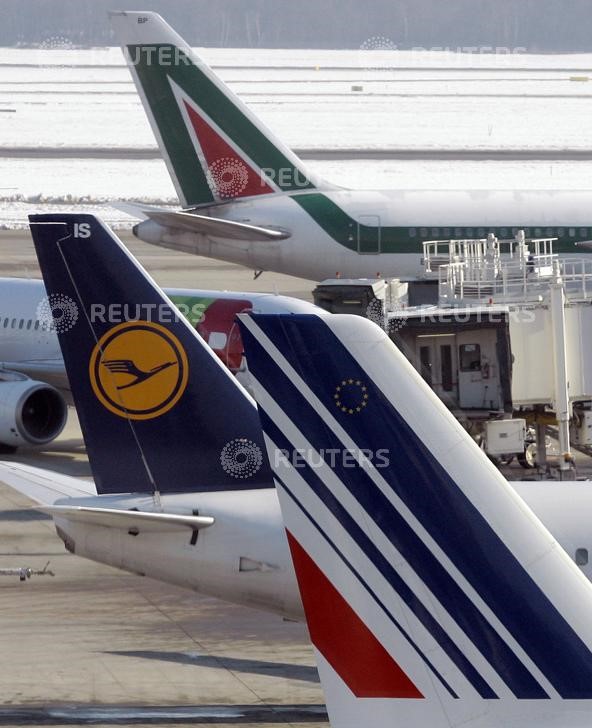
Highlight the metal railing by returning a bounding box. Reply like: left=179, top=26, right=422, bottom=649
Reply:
left=439, top=256, right=592, bottom=304
left=423, top=234, right=556, bottom=277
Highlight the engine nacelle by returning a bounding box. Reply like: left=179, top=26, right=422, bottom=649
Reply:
left=0, top=379, right=67, bottom=447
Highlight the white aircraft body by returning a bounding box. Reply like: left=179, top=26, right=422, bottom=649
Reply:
left=111, top=11, right=592, bottom=281
left=2, top=213, right=592, bottom=634
left=0, top=276, right=316, bottom=451
left=241, top=311, right=592, bottom=727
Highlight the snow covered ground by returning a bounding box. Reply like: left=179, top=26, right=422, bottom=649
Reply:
left=1, top=47, right=592, bottom=227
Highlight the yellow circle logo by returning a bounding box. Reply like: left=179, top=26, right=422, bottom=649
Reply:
left=89, top=321, right=189, bottom=420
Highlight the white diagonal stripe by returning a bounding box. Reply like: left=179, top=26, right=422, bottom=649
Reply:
left=241, top=314, right=558, bottom=699
left=257, top=385, right=515, bottom=700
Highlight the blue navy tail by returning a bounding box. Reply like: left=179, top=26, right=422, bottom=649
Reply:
left=28, top=214, right=272, bottom=495
left=239, top=312, right=592, bottom=726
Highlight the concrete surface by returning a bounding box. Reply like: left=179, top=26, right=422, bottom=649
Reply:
left=0, top=233, right=325, bottom=727
left=0, top=230, right=315, bottom=300
left=1, top=227, right=591, bottom=726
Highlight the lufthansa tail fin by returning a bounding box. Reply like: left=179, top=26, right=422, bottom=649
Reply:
left=110, top=11, right=322, bottom=207
left=239, top=312, right=592, bottom=728
left=28, top=213, right=272, bottom=495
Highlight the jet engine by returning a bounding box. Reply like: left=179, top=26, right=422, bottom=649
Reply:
left=0, top=378, right=67, bottom=451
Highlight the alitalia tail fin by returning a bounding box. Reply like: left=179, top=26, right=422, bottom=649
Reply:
left=239, top=312, right=592, bottom=728
left=110, top=11, right=320, bottom=207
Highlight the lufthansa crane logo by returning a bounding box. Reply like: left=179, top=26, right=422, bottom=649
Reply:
left=89, top=321, right=189, bottom=420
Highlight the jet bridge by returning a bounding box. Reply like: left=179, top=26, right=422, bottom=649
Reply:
left=314, top=231, right=592, bottom=474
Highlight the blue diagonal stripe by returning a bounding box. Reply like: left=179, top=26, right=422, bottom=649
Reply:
left=240, top=315, right=591, bottom=698
left=262, top=409, right=492, bottom=699
left=272, top=465, right=460, bottom=699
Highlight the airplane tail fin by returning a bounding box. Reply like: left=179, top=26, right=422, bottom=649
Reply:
left=110, top=11, right=320, bottom=207
left=28, top=213, right=272, bottom=495
left=239, top=312, right=592, bottom=727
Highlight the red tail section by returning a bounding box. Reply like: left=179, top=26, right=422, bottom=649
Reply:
left=184, top=103, right=275, bottom=200
left=287, top=531, right=423, bottom=699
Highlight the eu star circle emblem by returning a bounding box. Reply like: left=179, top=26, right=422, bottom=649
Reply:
left=334, top=379, right=369, bottom=414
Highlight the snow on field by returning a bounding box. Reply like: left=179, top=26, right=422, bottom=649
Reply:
left=3, top=158, right=592, bottom=229
left=2, top=47, right=592, bottom=227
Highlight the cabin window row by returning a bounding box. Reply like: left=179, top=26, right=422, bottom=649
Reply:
left=408, top=227, right=590, bottom=239
left=2, top=318, right=43, bottom=330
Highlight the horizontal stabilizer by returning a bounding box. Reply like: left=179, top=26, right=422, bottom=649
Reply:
left=44, top=505, right=214, bottom=532
left=0, top=461, right=97, bottom=505
left=1, top=359, right=71, bottom=398
left=143, top=209, right=290, bottom=242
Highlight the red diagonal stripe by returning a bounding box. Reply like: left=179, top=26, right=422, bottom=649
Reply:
left=287, top=531, right=424, bottom=699
left=183, top=102, right=273, bottom=199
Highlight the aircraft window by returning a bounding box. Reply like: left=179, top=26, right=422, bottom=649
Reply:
left=569, top=228, right=576, bottom=237
left=441, top=345, right=453, bottom=392
left=419, top=346, right=432, bottom=386
left=18, top=319, right=24, bottom=329
left=11, top=318, right=16, bottom=328
left=580, top=228, right=588, bottom=238
left=2, top=318, right=7, bottom=328
left=459, top=343, right=481, bottom=372
left=576, top=548, right=589, bottom=566
left=34, top=320, right=40, bottom=330
left=26, top=320, right=32, bottom=330
left=408, top=228, right=416, bottom=238
left=208, top=332, right=228, bottom=351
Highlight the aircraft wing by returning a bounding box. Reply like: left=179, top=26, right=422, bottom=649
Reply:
left=1, top=359, right=70, bottom=399
left=44, top=506, right=214, bottom=533
left=116, top=202, right=290, bottom=242
left=0, top=461, right=97, bottom=504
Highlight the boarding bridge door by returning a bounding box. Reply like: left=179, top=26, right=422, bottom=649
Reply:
left=416, top=335, right=458, bottom=405
left=357, top=215, right=381, bottom=254
left=457, top=331, right=502, bottom=410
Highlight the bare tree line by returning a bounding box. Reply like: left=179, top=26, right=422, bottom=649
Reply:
left=1, top=0, right=591, bottom=52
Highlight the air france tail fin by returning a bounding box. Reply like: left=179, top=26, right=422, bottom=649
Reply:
left=239, top=312, right=592, bottom=728
left=110, top=11, right=320, bottom=207
left=28, top=213, right=272, bottom=495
